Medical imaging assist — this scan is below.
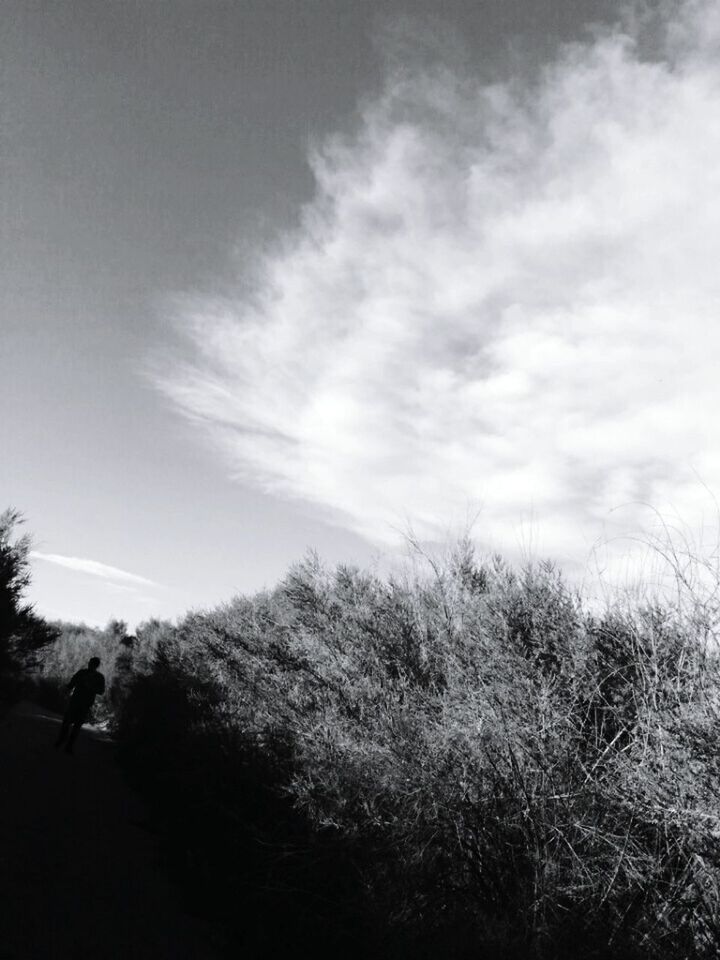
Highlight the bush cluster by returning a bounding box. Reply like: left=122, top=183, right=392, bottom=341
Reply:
left=108, top=543, right=720, bottom=959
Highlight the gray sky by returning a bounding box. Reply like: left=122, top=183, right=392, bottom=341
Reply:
left=4, top=0, right=718, bottom=627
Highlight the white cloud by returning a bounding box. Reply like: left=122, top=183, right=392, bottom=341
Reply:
left=31, top=552, right=158, bottom=588
left=159, top=1, right=720, bottom=574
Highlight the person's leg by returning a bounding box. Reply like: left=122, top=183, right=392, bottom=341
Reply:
left=65, top=716, right=86, bottom=753
left=55, top=712, right=72, bottom=747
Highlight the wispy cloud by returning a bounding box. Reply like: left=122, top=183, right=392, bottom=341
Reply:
left=158, top=1, right=720, bottom=568
left=31, top=552, right=159, bottom=588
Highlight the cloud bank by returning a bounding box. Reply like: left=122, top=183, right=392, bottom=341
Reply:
left=160, top=1, right=720, bottom=570
left=31, top=552, right=158, bottom=588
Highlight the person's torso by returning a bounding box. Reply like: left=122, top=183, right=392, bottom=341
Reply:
left=71, top=669, right=104, bottom=703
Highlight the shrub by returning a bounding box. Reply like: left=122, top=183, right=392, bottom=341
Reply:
left=112, top=545, right=720, bottom=959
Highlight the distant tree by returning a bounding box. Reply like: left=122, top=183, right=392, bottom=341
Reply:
left=110, top=623, right=136, bottom=712
left=106, top=619, right=129, bottom=643
left=0, top=508, right=55, bottom=701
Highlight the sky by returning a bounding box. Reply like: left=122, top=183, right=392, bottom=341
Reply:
left=3, top=0, right=720, bottom=627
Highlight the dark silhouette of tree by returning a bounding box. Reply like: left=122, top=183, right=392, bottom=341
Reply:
left=111, top=626, right=136, bottom=712
left=0, top=508, right=55, bottom=701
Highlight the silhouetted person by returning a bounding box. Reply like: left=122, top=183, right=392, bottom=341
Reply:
left=54, top=656, right=106, bottom=754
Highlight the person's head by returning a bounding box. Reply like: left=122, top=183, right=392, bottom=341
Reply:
left=88, top=656, right=101, bottom=671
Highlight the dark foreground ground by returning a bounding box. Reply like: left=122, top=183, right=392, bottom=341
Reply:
left=0, top=701, right=219, bottom=960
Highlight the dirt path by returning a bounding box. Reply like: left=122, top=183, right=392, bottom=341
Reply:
left=0, top=701, right=218, bottom=960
